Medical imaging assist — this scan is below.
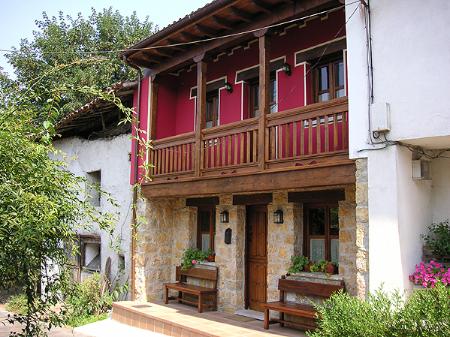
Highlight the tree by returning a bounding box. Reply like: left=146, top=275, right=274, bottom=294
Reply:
left=5, top=7, right=156, bottom=114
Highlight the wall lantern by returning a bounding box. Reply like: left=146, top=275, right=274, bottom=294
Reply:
left=281, top=63, right=292, bottom=76
left=224, top=82, right=233, bottom=93
left=273, top=209, right=284, bottom=224
left=220, top=210, right=229, bottom=223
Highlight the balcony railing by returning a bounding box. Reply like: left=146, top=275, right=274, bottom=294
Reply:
left=149, top=98, right=348, bottom=181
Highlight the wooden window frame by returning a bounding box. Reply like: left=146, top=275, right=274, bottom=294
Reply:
left=313, top=53, right=345, bottom=103
left=248, top=74, right=277, bottom=118
left=196, top=205, right=216, bottom=252
left=303, top=203, right=339, bottom=262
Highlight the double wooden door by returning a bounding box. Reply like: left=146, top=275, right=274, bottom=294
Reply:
left=246, top=205, right=268, bottom=312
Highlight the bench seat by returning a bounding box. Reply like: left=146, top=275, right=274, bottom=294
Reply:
left=165, top=282, right=217, bottom=294
left=263, top=301, right=316, bottom=318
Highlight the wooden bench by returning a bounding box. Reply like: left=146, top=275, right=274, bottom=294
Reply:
left=164, top=265, right=218, bottom=313
left=262, top=275, right=344, bottom=331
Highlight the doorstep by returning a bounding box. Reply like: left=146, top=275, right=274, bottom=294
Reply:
left=112, top=301, right=306, bottom=337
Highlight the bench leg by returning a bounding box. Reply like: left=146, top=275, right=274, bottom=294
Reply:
left=280, top=312, right=285, bottom=327
left=177, top=291, right=182, bottom=303
left=264, top=309, right=270, bottom=330
left=164, top=286, right=169, bottom=304
left=198, top=293, right=203, bottom=313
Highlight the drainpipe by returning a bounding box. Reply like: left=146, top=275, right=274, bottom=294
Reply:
left=122, top=56, right=142, bottom=301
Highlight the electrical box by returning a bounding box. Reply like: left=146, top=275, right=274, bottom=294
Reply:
left=371, top=102, right=391, bottom=133
left=412, top=160, right=431, bottom=180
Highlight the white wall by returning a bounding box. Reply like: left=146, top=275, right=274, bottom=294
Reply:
left=53, top=134, right=132, bottom=288
left=346, top=0, right=450, bottom=294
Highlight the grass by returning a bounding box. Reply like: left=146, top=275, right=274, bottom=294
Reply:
left=66, top=312, right=109, bottom=327
left=5, top=294, right=27, bottom=315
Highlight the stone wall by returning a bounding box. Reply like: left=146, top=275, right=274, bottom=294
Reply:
left=214, top=195, right=245, bottom=313
left=355, top=158, right=369, bottom=298
left=267, top=192, right=303, bottom=302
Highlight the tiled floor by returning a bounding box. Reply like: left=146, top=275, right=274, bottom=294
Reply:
left=112, top=301, right=307, bottom=337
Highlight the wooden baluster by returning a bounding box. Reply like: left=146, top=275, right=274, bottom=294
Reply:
left=316, top=116, right=321, bottom=154
left=270, top=126, right=275, bottom=160
left=216, top=138, right=220, bottom=167
left=308, top=119, right=313, bottom=155
left=293, top=122, right=297, bottom=158
left=277, top=126, right=282, bottom=159
left=240, top=133, right=245, bottom=164
left=227, top=135, right=232, bottom=166
left=157, top=149, right=162, bottom=175
left=181, top=144, right=185, bottom=171
left=246, top=131, right=251, bottom=164
left=233, top=134, right=238, bottom=165
left=324, top=115, right=329, bottom=153
left=300, top=120, right=304, bottom=156
left=211, top=140, right=216, bottom=168
left=187, top=144, right=191, bottom=171
left=285, top=123, right=290, bottom=158
left=253, top=130, right=257, bottom=163
left=169, top=146, right=174, bottom=173
left=333, top=113, right=338, bottom=151
left=221, top=136, right=226, bottom=167
left=342, top=112, right=348, bottom=150
left=205, top=140, right=209, bottom=169
left=177, top=145, right=181, bottom=172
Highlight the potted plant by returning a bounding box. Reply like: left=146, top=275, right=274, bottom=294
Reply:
left=287, top=255, right=309, bottom=274
left=206, top=249, right=215, bottom=262
left=310, top=260, right=328, bottom=273
left=423, top=220, right=450, bottom=266
left=181, top=248, right=209, bottom=270
left=325, top=261, right=338, bottom=275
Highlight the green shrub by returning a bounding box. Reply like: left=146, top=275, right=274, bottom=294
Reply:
left=288, top=255, right=309, bottom=273
left=310, top=260, right=328, bottom=273
left=423, top=220, right=450, bottom=259
left=308, top=284, right=450, bottom=337
left=5, top=293, right=28, bottom=315
left=181, top=248, right=209, bottom=270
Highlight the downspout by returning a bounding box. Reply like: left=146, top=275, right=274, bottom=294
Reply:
left=123, top=56, right=142, bottom=301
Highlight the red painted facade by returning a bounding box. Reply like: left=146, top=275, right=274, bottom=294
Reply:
left=130, top=9, right=347, bottom=182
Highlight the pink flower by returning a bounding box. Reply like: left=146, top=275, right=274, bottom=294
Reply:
left=192, top=259, right=197, bottom=265
left=409, top=261, right=450, bottom=288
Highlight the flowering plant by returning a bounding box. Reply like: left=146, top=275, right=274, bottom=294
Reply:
left=181, top=248, right=209, bottom=270
left=409, top=260, right=450, bottom=288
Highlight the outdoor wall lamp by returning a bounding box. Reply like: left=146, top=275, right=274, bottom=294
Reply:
left=281, top=62, right=292, bottom=76
left=220, top=210, right=229, bottom=223
left=273, top=209, right=284, bottom=224
left=224, top=82, right=233, bottom=93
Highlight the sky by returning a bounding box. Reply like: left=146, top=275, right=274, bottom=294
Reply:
left=0, top=0, right=210, bottom=77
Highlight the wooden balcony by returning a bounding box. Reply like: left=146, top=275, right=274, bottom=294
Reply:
left=143, top=98, right=354, bottom=198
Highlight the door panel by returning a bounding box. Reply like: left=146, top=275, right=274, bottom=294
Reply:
left=246, top=205, right=267, bottom=311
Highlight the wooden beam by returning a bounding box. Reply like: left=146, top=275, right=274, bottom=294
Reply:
left=195, top=24, right=218, bottom=37
left=166, top=39, right=188, bottom=51
left=195, top=59, right=207, bottom=176
left=141, top=162, right=356, bottom=198
left=212, top=15, right=235, bottom=29
left=149, top=77, right=158, bottom=140
left=152, top=48, right=173, bottom=58
left=258, top=33, right=270, bottom=170
left=233, top=193, right=273, bottom=205
left=186, top=197, right=219, bottom=207
left=149, top=0, right=333, bottom=74
left=253, top=0, right=272, bottom=14
left=230, top=6, right=253, bottom=23
left=288, top=189, right=346, bottom=203
left=181, top=31, right=200, bottom=41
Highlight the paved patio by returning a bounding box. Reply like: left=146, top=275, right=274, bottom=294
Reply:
left=113, top=301, right=308, bottom=337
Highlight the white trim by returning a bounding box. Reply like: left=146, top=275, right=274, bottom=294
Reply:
left=295, top=61, right=310, bottom=106
left=294, top=36, right=346, bottom=67
left=343, top=49, right=347, bottom=97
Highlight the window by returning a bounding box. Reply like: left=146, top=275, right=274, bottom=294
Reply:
left=197, top=206, right=215, bottom=252
left=205, top=90, right=219, bottom=128
left=314, top=55, right=345, bottom=103
left=248, top=75, right=277, bottom=118
left=304, top=204, right=339, bottom=263
left=79, top=235, right=101, bottom=271
left=86, top=170, right=101, bottom=207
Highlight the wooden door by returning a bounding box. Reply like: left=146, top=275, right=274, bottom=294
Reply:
left=246, top=205, right=268, bottom=311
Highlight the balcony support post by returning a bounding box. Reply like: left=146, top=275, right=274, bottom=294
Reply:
left=195, top=55, right=207, bottom=176
left=149, top=74, right=158, bottom=140
left=256, top=31, right=270, bottom=170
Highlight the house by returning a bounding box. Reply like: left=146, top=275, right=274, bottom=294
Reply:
left=346, top=0, right=450, bottom=293
left=54, top=81, right=136, bottom=287
left=123, top=0, right=366, bottom=316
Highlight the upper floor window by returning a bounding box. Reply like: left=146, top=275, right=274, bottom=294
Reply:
left=205, top=90, right=219, bottom=128
left=86, top=170, right=101, bottom=207
left=248, top=75, right=277, bottom=118
left=314, top=55, right=345, bottom=103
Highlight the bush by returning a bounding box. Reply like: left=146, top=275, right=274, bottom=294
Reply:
left=181, top=248, right=209, bottom=270
left=308, top=283, right=450, bottom=337
left=5, top=294, right=28, bottom=315
left=288, top=255, right=309, bottom=273
left=423, top=220, right=450, bottom=259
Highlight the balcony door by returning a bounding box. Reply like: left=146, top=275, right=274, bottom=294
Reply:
left=205, top=90, right=219, bottom=129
